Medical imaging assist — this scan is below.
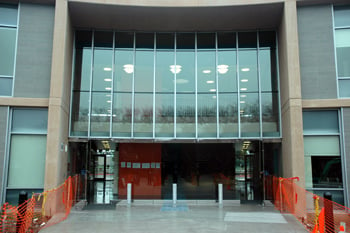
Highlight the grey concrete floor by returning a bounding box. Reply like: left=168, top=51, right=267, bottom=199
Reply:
left=40, top=201, right=308, bottom=233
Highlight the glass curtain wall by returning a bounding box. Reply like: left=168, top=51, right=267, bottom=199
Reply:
left=303, top=110, right=344, bottom=204
left=0, top=4, right=17, bottom=96
left=71, top=31, right=280, bottom=139
left=334, top=6, right=350, bottom=98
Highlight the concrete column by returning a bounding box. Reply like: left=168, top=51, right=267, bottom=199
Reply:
left=278, top=0, right=305, bottom=186
left=44, top=0, right=73, bottom=189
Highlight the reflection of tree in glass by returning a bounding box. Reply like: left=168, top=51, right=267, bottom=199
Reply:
left=262, top=104, right=278, bottom=122
left=241, top=102, right=259, bottom=122
left=157, top=106, right=174, bottom=123
left=177, top=106, right=195, bottom=123
left=219, top=106, right=237, bottom=123
left=198, top=106, right=216, bottom=123
left=77, top=108, right=89, bottom=121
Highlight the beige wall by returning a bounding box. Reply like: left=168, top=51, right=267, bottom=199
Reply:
left=44, top=0, right=73, bottom=189
left=278, top=0, right=305, bottom=186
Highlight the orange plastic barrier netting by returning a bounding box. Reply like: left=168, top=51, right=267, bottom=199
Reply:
left=267, top=176, right=350, bottom=233
left=0, top=175, right=82, bottom=233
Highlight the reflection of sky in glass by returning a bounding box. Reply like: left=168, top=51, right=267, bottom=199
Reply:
left=156, top=51, right=174, bottom=92
left=197, top=51, right=216, bottom=93
left=135, top=51, right=154, bottom=92
left=176, top=52, right=195, bottom=92
left=114, top=50, right=133, bottom=92
left=218, top=51, right=237, bottom=92
left=238, top=50, right=258, bottom=93
left=92, top=49, right=113, bottom=92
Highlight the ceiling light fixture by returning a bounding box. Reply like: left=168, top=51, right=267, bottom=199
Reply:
left=241, top=79, right=248, bottom=82
left=123, top=64, right=134, bottom=74
left=241, top=68, right=250, bottom=72
left=206, top=80, right=215, bottom=84
left=104, top=67, right=112, bottom=71
left=105, top=87, right=112, bottom=91
left=203, top=70, right=211, bottom=74
left=104, top=78, right=112, bottom=82
left=217, top=65, right=229, bottom=74
left=210, top=89, right=216, bottom=92
left=170, top=65, right=182, bottom=74
left=240, top=88, right=247, bottom=91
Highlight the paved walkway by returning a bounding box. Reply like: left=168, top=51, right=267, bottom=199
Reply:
left=41, top=201, right=308, bottom=233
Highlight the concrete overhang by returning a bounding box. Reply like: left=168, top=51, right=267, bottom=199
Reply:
left=68, top=2, right=284, bottom=31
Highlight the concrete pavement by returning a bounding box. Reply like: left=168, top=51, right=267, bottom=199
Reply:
left=40, top=201, right=308, bottom=233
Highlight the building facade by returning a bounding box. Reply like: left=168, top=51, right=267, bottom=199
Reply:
left=0, top=0, right=349, bottom=206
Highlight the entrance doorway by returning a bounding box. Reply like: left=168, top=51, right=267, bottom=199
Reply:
left=69, top=140, right=280, bottom=204
left=87, top=142, right=119, bottom=204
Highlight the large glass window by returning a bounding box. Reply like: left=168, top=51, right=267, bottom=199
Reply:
left=71, top=31, right=280, bottom=139
left=334, top=6, right=350, bottom=98
left=303, top=110, right=344, bottom=205
left=0, top=4, right=18, bottom=96
left=6, top=108, right=48, bottom=205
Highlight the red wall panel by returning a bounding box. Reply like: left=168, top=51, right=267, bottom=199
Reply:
left=119, top=143, right=161, bottom=199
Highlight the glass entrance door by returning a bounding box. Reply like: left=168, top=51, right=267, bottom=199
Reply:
left=235, top=141, right=263, bottom=203
left=87, top=141, right=118, bottom=204
left=88, top=154, right=113, bottom=204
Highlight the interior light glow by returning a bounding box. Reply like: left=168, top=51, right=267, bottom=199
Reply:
left=240, top=101, right=245, bottom=104
left=206, top=80, right=215, bottom=84
left=241, top=79, right=249, bottom=82
left=105, top=87, right=112, bottom=91
left=104, top=78, right=112, bottom=82
left=210, top=89, right=216, bottom=92
left=106, top=94, right=111, bottom=97
left=123, top=64, right=134, bottom=74
left=217, top=65, right=229, bottom=74
left=175, top=79, right=188, bottom=84
left=241, top=68, right=250, bottom=72
left=203, top=70, right=211, bottom=74
left=170, top=65, right=182, bottom=74
left=106, top=100, right=112, bottom=103
left=240, top=95, right=247, bottom=98
left=104, top=67, right=112, bottom=71
left=212, top=95, right=217, bottom=99
left=240, top=88, right=247, bottom=91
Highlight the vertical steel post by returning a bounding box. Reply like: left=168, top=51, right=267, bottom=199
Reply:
left=173, top=183, right=177, bottom=206
left=218, top=183, right=223, bottom=206
left=127, top=183, right=132, bottom=206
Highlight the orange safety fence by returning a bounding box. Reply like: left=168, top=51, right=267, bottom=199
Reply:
left=267, top=176, right=350, bottom=233
left=0, top=175, right=83, bottom=233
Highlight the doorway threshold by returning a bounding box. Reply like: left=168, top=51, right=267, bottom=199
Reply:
left=116, top=199, right=240, bottom=206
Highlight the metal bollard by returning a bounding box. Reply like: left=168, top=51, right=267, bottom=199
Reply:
left=323, top=192, right=334, bottom=233
left=16, top=191, right=28, bottom=233
left=218, top=183, right=223, bottom=206
left=127, top=183, right=132, bottom=206
left=173, top=183, right=177, bottom=206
